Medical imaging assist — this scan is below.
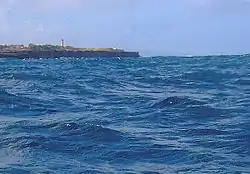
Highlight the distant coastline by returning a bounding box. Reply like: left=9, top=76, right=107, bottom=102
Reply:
left=0, top=43, right=140, bottom=58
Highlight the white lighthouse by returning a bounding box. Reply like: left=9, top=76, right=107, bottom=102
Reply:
left=61, top=39, right=65, bottom=47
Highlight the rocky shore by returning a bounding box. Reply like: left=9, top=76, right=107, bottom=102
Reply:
left=0, top=50, right=140, bottom=58
left=0, top=44, right=140, bottom=58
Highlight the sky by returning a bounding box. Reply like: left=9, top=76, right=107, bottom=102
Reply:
left=0, top=0, right=250, bottom=56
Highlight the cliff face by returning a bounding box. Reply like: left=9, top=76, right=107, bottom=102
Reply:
left=0, top=50, right=140, bottom=58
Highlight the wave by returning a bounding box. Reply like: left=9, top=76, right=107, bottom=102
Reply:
left=1, top=121, right=125, bottom=153
left=0, top=56, right=249, bottom=173
left=153, top=96, right=206, bottom=108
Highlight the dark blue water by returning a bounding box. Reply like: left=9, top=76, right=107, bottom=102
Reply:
left=0, top=56, right=249, bottom=173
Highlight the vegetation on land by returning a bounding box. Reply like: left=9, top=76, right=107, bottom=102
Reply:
left=0, top=44, right=125, bottom=52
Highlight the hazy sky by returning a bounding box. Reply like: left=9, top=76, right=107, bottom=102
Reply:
left=0, top=0, right=250, bottom=56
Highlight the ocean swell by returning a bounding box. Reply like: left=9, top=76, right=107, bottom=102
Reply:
left=0, top=56, right=249, bottom=173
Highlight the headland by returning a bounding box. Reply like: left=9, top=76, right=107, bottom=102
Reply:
left=0, top=43, right=140, bottom=58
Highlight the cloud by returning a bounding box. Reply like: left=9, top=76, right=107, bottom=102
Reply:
left=34, top=0, right=84, bottom=11
left=0, top=0, right=14, bottom=18
left=190, top=0, right=212, bottom=7
left=0, top=0, right=15, bottom=33
left=186, top=0, right=250, bottom=17
left=190, top=0, right=250, bottom=8
left=0, top=0, right=62, bottom=43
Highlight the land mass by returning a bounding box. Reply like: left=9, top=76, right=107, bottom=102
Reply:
left=0, top=44, right=140, bottom=58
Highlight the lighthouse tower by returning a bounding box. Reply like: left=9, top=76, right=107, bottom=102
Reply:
left=61, top=39, right=65, bottom=47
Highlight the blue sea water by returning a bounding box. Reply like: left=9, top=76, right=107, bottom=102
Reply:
left=0, top=56, right=249, bottom=174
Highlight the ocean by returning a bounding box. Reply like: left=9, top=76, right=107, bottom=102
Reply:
left=0, top=56, right=249, bottom=173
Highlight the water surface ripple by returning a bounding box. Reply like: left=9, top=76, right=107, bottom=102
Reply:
left=0, top=56, right=249, bottom=173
